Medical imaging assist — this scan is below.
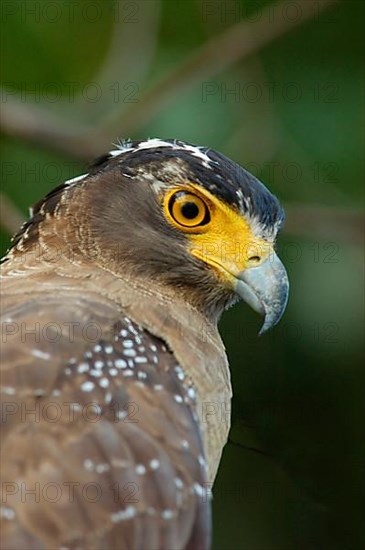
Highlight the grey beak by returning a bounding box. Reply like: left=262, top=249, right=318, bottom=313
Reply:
left=235, top=252, right=289, bottom=335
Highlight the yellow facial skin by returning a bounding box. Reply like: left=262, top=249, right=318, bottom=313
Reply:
left=163, top=183, right=274, bottom=286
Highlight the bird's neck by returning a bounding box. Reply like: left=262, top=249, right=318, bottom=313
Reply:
left=2, top=248, right=232, bottom=483
left=86, top=260, right=233, bottom=483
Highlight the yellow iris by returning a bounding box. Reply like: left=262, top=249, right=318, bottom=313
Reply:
left=167, top=191, right=210, bottom=229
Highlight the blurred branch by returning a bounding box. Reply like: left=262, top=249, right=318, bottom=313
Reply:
left=84, top=0, right=161, bottom=118
left=0, top=192, right=25, bottom=235
left=229, top=420, right=269, bottom=456
left=0, top=0, right=338, bottom=160
left=100, top=0, right=339, bottom=136
left=0, top=96, right=97, bottom=159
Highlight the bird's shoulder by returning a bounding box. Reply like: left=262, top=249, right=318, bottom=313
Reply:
left=1, top=293, right=210, bottom=549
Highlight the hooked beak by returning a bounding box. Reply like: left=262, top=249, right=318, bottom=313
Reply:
left=234, top=252, right=289, bottom=335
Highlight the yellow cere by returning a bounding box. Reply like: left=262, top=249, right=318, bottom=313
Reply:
left=163, top=183, right=274, bottom=285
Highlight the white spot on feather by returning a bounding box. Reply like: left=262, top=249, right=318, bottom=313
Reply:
left=110, top=138, right=212, bottom=168
left=31, top=349, right=50, bottom=360
left=111, top=506, right=136, bottom=522
left=96, top=463, right=110, bottom=474
left=187, top=387, right=196, bottom=399
left=81, top=381, right=95, bottom=392
left=77, top=363, right=89, bottom=373
left=65, top=174, right=88, bottom=186
left=123, top=369, right=134, bottom=377
left=149, top=459, right=160, bottom=470
left=0, top=506, right=15, bottom=520
left=2, top=387, right=15, bottom=395
left=161, top=509, right=174, bottom=520
left=193, top=483, right=205, bottom=497
left=174, top=478, right=184, bottom=489
left=83, top=459, right=94, bottom=471
left=123, top=340, right=134, bottom=348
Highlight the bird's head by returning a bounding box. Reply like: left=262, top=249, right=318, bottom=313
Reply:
left=7, top=139, right=289, bottom=331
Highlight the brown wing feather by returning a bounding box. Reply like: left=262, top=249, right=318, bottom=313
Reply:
left=1, top=297, right=210, bottom=550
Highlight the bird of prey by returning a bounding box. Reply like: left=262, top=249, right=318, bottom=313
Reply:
left=0, top=138, right=289, bottom=550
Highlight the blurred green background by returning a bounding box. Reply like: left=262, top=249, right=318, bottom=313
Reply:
left=1, top=0, right=364, bottom=548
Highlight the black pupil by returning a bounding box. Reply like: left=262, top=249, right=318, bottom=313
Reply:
left=181, top=201, right=200, bottom=219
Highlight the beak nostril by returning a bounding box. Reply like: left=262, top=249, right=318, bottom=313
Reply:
left=248, top=256, right=261, bottom=264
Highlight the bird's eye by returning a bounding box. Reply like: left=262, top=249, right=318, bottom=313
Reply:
left=168, top=192, right=210, bottom=228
